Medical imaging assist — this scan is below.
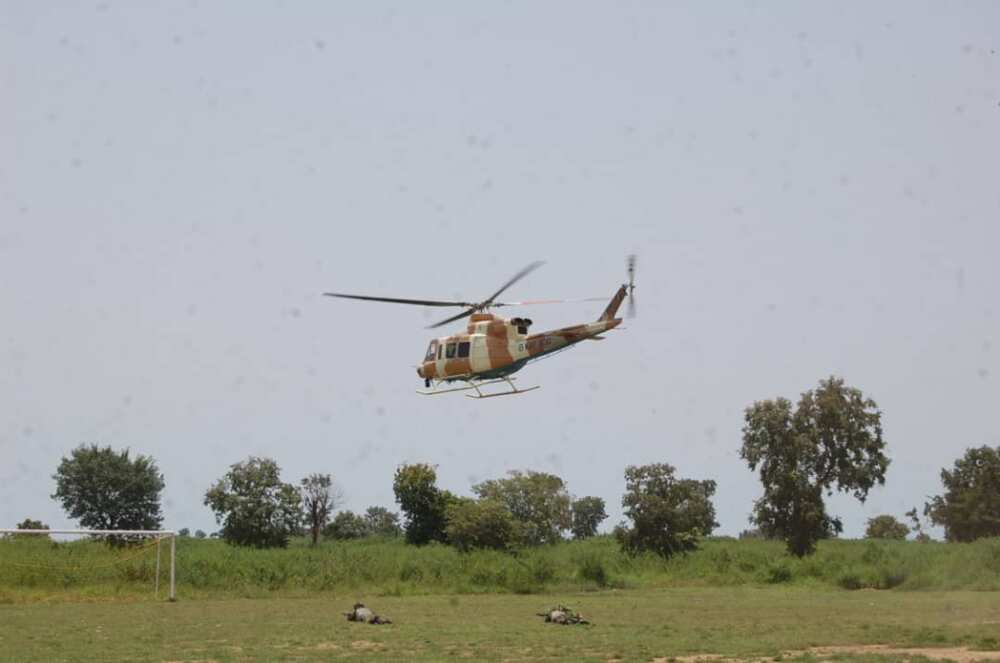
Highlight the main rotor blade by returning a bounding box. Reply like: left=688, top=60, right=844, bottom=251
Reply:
left=482, top=261, right=545, bottom=306
left=427, top=306, right=477, bottom=329
left=323, top=293, right=474, bottom=307
left=494, top=297, right=606, bottom=307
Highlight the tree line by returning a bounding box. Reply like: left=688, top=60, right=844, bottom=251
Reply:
left=24, top=376, right=1000, bottom=558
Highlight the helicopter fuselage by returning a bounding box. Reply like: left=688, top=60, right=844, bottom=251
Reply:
left=417, top=285, right=626, bottom=384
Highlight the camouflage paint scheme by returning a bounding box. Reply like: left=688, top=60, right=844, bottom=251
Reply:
left=417, top=285, right=627, bottom=383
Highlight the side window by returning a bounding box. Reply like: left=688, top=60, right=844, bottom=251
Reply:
left=457, top=341, right=470, bottom=358
left=445, top=343, right=457, bottom=359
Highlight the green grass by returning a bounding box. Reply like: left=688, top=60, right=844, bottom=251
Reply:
left=1, top=587, right=998, bottom=662
left=3, top=535, right=1000, bottom=603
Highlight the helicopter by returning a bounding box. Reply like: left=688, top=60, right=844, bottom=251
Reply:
left=324, top=256, right=637, bottom=398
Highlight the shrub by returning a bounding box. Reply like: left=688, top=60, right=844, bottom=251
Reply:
left=446, top=499, right=519, bottom=552
left=577, top=553, right=610, bottom=587
left=865, top=515, right=909, bottom=540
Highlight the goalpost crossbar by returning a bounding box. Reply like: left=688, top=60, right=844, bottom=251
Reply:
left=0, top=529, right=178, bottom=601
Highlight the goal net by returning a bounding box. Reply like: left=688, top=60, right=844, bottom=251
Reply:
left=0, top=529, right=177, bottom=601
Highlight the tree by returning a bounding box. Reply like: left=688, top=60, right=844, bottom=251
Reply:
left=323, top=511, right=368, bottom=540
left=740, top=377, right=889, bottom=557
left=203, top=456, right=302, bottom=548
left=905, top=507, right=932, bottom=542
left=300, top=473, right=341, bottom=545
left=12, top=518, right=49, bottom=539
left=178, top=527, right=191, bottom=537
left=615, top=463, right=718, bottom=558
left=52, top=444, right=164, bottom=533
left=472, top=470, right=572, bottom=545
left=364, top=506, right=401, bottom=537
left=16, top=518, right=48, bottom=531
left=865, top=515, right=909, bottom=540
left=445, top=499, right=519, bottom=552
left=194, top=529, right=207, bottom=539
left=393, top=463, right=454, bottom=545
left=925, top=445, right=1000, bottom=542
left=570, top=496, right=608, bottom=540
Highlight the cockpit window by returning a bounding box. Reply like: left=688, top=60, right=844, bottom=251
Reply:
left=425, top=341, right=437, bottom=361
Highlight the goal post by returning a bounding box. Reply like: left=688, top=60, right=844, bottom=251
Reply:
left=0, top=528, right=178, bottom=601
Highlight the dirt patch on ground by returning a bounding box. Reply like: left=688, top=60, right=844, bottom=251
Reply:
left=651, top=645, right=1000, bottom=662
left=297, top=641, right=341, bottom=651
left=808, top=645, right=1000, bottom=661
left=351, top=640, right=385, bottom=651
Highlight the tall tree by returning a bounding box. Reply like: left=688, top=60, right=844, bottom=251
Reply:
left=616, top=463, right=717, bottom=558
left=740, top=377, right=889, bottom=557
left=204, top=456, right=302, bottom=548
left=925, top=445, right=1000, bottom=542
left=472, top=470, right=572, bottom=545
left=52, top=444, right=164, bottom=532
left=570, top=496, right=608, bottom=540
left=392, top=463, right=454, bottom=545
left=300, top=474, right=341, bottom=545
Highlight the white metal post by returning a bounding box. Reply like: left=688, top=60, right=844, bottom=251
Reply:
left=155, top=538, right=161, bottom=598
left=169, top=533, right=176, bottom=602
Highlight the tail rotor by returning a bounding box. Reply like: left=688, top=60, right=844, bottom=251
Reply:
left=626, top=254, right=637, bottom=318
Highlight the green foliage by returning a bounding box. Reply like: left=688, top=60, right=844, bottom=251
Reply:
left=323, top=511, right=368, bottom=540
left=575, top=550, right=613, bottom=587
left=203, top=456, right=302, bottom=549
left=364, top=507, right=401, bottom=538
left=571, top=496, right=608, bottom=540
left=178, top=528, right=190, bottom=537
left=15, top=519, right=47, bottom=531
left=926, top=445, right=1000, bottom=542
left=445, top=499, right=519, bottom=552
left=4, top=535, right=1000, bottom=601
left=865, top=515, right=910, bottom=540
left=51, top=444, right=165, bottom=533
left=194, top=529, right=207, bottom=539
left=740, top=377, right=889, bottom=557
left=473, top=470, right=572, bottom=545
left=616, top=463, right=718, bottom=558
left=392, top=464, right=453, bottom=545
left=300, top=474, right=337, bottom=545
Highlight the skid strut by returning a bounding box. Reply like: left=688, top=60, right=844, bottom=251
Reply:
left=417, top=376, right=540, bottom=398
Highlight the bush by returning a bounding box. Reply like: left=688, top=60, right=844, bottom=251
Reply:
left=763, top=560, right=793, bottom=584
left=446, top=499, right=519, bottom=552
left=865, top=515, right=909, bottom=541
left=577, top=553, right=610, bottom=587
left=837, top=569, right=864, bottom=590
left=324, top=511, right=368, bottom=540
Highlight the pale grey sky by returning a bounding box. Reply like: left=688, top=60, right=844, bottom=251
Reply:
left=3, top=2, right=998, bottom=537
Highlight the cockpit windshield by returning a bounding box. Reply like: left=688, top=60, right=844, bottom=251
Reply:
left=425, top=340, right=438, bottom=361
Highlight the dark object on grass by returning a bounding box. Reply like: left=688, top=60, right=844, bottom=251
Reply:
left=345, top=603, right=392, bottom=625
left=536, top=605, right=589, bottom=625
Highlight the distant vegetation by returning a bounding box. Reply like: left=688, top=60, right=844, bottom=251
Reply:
left=2, top=535, right=999, bottom=603
left=34, top=376, right=1000, bottom=567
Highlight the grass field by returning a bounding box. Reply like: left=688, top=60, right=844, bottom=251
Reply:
left=2, top=587, right=999, bottom=662
left=3, top=536, right=1000, bottom=602
left=3, top=537, right=1000, bottom=661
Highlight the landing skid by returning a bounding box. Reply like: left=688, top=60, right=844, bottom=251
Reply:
left=417, top=376, right=540, bottom=398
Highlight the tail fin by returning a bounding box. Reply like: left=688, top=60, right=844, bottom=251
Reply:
left=598, top=285, right=628, bottom=321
